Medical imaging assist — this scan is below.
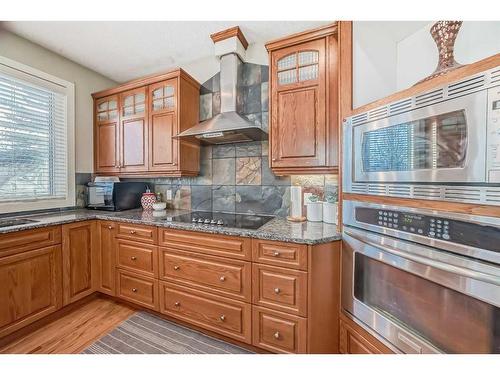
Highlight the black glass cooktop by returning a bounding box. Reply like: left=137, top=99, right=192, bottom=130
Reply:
left=169, top=211, right=274, bottom=230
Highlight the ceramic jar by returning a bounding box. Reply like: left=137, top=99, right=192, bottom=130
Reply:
left=141, top=191, right=156, bottom=210
left=306, top=202, right=323, bottom=222
left=323, top=202, right=338, bottom=224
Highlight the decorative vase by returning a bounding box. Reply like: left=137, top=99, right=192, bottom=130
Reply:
left=141, top=188, right=156, bottom=210
left=419, top=21, right=463, bottom=83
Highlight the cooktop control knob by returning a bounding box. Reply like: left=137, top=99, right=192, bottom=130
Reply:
left=217, top=219, right=224, bottom=225
left=204, top=219, right=211, bottom=224
left=197, top=218, right=204, bottom=223
left=210, top=219, right=217, bottom=225
left=192, top=218, right=197, bottom=223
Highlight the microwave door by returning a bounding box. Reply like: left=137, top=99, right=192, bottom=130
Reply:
left=352, top=91, right=487, bottom=184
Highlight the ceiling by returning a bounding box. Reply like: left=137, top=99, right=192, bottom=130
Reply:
left=0, top=21, right=331, bottom=83
left=354, top=21, right=431, bottom=42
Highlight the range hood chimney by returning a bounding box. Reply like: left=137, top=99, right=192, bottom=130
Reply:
left=176, top=26, right=268, bottom=145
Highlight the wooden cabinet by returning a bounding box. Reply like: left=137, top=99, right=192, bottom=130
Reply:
left=62, top=222, right=98, bottom=306
left=339, top=314, right=394, bottom=354
left=266, top=23, right=339, bottom=175
left=96, top=221, right=116, bottom=296
left=95, top=95, right=120, bottom=173
left=0, top=245, right=62, bottom=338
left=119, top=87, right=148, bottom=173
left=116, top=269, right=159, bottom=310
left=116, top=239, right=158, bottom=277
left=93, top=69, right=200, bottom=177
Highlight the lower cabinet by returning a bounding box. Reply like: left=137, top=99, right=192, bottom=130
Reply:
left=96, top=221, right=116, bottom=296
left=252, top=306, right=307, bottom=354
left=116, top=269, right=159, bottom=311
left=339, top=314, right=394, bottom=354
left=160, top=281, right=252, bottom=344
left=0, top=245, right=63, bottom=338
left=62, top=221, right=98, bottom=306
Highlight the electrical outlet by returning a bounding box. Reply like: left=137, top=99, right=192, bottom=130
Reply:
left=166, top=189, right=172, bottom=200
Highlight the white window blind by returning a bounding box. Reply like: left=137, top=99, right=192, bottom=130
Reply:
left=0, top=57, right=74, bottom=210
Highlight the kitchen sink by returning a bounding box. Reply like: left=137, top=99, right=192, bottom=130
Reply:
left=0, top=218, right=39, bottom=228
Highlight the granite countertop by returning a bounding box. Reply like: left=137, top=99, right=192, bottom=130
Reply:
left=0, top=208, right=341, bottom=245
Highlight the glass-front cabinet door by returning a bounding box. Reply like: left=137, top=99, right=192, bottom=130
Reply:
left=270, top=38, right=327, bottom=170
left=95, top=95, right=120, bottom=173
left=148, top=78, right=178, bottom=172
left=119, top=87, right=148, bottom=173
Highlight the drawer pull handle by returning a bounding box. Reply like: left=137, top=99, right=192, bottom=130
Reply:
left=131, top=256, right=137, bottom=260
left=219, top=315, right=226, bottom=322
left=132, top=288, right=138, bottom=293
left=174, top=301, right=180, bottom=307
left=274, top=332, right=280, bottom=339
left=174, top=266, right=180, bottom=271
left=130, top=230, right=136, bottom=234
left=272, top=251, right=280, bottom=257
left=219, top=276, right=226, bottom=282
left=274, top=288, right=281, bottom=294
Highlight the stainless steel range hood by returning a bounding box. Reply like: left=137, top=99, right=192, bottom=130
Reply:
left=176, top=52, right=268, bottom=145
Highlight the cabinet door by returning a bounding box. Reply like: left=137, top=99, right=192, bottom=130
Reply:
left=0, top=245, right=62, bottom=338
left=95, top=96, right=120, bottom=173
left=96, top=221, right=116, bottom=296
left=62, top=222, right=98, bottom=306
left=148, top=79, right=178, bottom=172
left=270, top=38, right=326, bottom=169
left=119, top=87, right=148, bottom=173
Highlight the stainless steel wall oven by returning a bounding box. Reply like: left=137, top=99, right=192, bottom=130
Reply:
left=343, top=66, right=500, bottom=205
left=342, top=200, right=500, bottom=354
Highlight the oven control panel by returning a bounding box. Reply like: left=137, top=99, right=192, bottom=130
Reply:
left=355, top=207, right=500, bottom=254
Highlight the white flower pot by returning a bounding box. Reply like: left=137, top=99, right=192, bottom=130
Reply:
left=323, top=202, right=338, bottom=224
left=306, top=202, right=323, bottom=222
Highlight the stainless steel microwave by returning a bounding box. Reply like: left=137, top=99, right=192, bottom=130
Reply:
left=343, top=67, right=500, bottom=205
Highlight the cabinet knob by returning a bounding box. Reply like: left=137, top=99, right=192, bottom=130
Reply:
left=219, top=276, right=226, bottom=282
left=219, top=315, right=226, bottom=322
left=174, top=301, right=180, bottom=307
left=130, top=230, right=136, bottom=234
left=174, top=265, right=180, bottom=271
left=132, top=288, right=138, bottom=293
left=108, top=225, right=113, bottom=230
left=274, top=332, right=280, bottom=339
left=131, top=256, right=137, bottom=261
left=272, top=251, right=280, bottom=257
left=274, top=287, right=281, bottom=294
left=272, top=158, right=276, bottom=161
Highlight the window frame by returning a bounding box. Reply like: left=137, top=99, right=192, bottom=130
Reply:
left=0, top=55, right=75, bottom=213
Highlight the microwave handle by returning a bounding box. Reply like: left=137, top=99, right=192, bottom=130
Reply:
left=344, top=229, right=500, bottom=287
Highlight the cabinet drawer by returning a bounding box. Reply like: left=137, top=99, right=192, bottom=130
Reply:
left=116, top=223, right=157, bottom=244
left=252, top=306, right=307, bottom=354
left=0, top=226, right=62, bottom=257
left=252, top=239, right=307, bottom=270
left=116, top=270, right=159, bottom=310
left=159, top=248, right=251, bottom=302
left=116, top=239, right=158, bottom=277
left=160, top=282, right=251, bottom=344
left=159, top=229, right=251, bottom=260
left=252, top=264, right=307, bottom=317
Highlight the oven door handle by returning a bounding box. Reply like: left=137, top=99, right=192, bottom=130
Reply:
left=344, top=229, right=500, bottom=287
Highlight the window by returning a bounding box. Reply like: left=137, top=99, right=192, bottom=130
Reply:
left=0, top=56, right=75, bottom=213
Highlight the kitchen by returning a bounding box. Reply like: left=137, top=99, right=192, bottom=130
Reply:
left=0, top=0, right=499, bottom=373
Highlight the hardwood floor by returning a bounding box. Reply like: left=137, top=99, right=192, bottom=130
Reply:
left=0, top=296, right=136, bottom=354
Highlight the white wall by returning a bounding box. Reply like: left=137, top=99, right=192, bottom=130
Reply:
left=352, top=22, right=398, bottom=109
left=353, top=21, right=500, bottom=109
left=0, top=30, right=117, bottom=173
left=397, top=21, right=500, bottom=90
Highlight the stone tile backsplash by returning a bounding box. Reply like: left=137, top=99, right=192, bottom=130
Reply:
left=77, top=61, right=338, bottom=215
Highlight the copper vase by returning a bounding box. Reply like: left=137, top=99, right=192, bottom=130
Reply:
left=420, top=21, right=463, bottom=83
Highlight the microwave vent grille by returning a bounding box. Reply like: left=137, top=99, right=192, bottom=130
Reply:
left=444, top=187, right=482, bottom=202
left=389, top=99, right=412, bottom=116
left=485, top=188, right=500, bottom=203
left=413, top=186, right=442, bottom=199
left=351, top=113, right=368, bottom=126
left=491, top=68, right=500, bottom=84
left=367, top=184, right=387, bottom=194
left=351, top=183, right=368, bottom=194
left=447, top=74, right=486, bottom=98
left=388, top=185, right=411, bottom=197
left=415, top=89, right=444, bottom=107
left=367, top=107, right=388, bottom=122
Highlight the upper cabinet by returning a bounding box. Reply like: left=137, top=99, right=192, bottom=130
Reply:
left=93, top=69, right=200, bottom=177
left=266, top=24, right=339, bottom=175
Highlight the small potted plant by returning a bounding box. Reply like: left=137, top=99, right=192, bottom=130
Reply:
left=306, top=194, right=323, bottom=222
left=323, top=191, right=338, bottom=224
